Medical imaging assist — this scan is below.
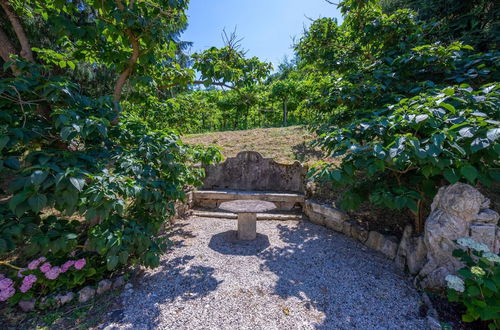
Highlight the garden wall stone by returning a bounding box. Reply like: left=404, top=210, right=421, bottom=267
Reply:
left=303, top=183, right=499, bottom=291
left=201, top=151, right=307, bottom=193
left=395, top=225, right=427, bottom=275
left=418, top=183, right=499, bottom=289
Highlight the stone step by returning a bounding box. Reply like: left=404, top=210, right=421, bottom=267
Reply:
left=191, top=210, right=303, bottom=221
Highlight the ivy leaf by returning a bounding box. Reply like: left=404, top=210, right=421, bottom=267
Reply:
left=461, top=165, right=478, bottom=183
left=69, top=177, right=86, bottom=192
left=28, top=194, right=47, bottom=213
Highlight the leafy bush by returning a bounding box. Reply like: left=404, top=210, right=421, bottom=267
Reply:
left=310, top=83, right=500, bottom=231
left=446, top=238, right=500, bottom=328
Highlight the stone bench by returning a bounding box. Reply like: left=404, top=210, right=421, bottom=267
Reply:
left=192, top=189, right=305, bottom=211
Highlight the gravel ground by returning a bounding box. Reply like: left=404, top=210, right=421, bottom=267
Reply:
left=101, top=217, right=427, bottom=330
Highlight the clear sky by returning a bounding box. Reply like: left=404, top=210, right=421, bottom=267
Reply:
left=181, top=0, right=342, bottom=69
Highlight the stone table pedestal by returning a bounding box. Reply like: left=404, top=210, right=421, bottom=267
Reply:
left=219, top=200, right=277, bottom=240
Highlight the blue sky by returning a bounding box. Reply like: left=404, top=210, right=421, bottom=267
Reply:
left=182, top=0, right=342, bottom=69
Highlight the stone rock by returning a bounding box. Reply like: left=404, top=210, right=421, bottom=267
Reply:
left=419, top=183, right=499, bottom=289
left=307, top=211, right=325, bottom=226
left=197, top=199, right=218, bottom=209
left=55, top=292, right=74, bottom=306
left=324, top=216, right=343, bottom=232
left=113, top=276, right=126, bottom=289
left=78, top=286, right=96, bottom=303
left=342, top=221, right=352, bottom=237
left=277, top=201, right=296, bottom=211
left=310, top=202, right=347, bottom=222
left=470, top=223, right=496, bottom=251
left=97, top=279, right=113, bottom=295
left=18, top=299, right=36, bottom=312
left=365, top=231, right=399, bottom=260
left=350, top=224, right=368, bottom=243
left=475, top=209, right=499, bottom=224
left=426, top=316, right=441, bottom=330
left=496, top=231, right=500, bottom=254
left=395, top=225, right=427, bottom=275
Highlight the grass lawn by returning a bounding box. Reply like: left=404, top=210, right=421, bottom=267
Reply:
left=182, top=125, right=325, bottom=164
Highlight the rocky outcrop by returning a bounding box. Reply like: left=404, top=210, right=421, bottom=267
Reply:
left=418, top=183, right=499, bottom=289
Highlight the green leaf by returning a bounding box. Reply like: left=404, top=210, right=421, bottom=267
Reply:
left=28, top=194, right=47, bottom=213
left=461, top=165, right=478, bottom=183
left=9, top=192, right=28, bottom=213
left=443, top=168, right=459, bottom=183
left=119, top=251, right=129, bottom=264
left=486, top=128, right=499, bottom=142
left=106, top=255, right=119, bottom=271
left=69, top=177, right=86, bottom=192
left=31, top=170, right=49, bottom=185
left=471, top=138, right=491, bottom=153
left=0, top=136, right=9, bottom=151
left=441, top=103, right=456, bottom=112
left=66, top=233, right=78, bottom=240
left=4, top=157, right=20, bottom=170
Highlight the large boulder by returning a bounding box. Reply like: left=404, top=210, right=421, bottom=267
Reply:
left=418, top=183, right=499, bottom=289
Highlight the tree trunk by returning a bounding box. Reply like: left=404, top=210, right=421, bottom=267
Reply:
left=283, top=98, right=288, bottom=126
left=0, top=0, right=34, bottom=62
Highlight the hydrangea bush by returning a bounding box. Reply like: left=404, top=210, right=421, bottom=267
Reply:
left=446, top=238, right=500, bottom=328
left=0, top=255, right=92, bottom=304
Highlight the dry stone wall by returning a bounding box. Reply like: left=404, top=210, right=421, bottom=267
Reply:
left=201, top=151, right=307, bottom=193
left=304, top=183, right=499, bottom=290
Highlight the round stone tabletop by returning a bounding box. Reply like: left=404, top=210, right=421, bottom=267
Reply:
left=219, top=200, right=277, bottom=213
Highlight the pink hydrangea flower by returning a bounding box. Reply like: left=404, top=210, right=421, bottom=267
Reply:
left=39, top=262, right=52, bottom=273
left=45, top=266, right=61, bottom=280
left=0, top=274, right=4, bottom=281
left=61, top=260, right=75, bottom=273
left=74, top=258, right=86, bottom=270
left=0, top=278, right=13, bottom=290
left=20, top=274, right=37, bottom=293
left=0, top=286, right=15, bottom=302
left=28, top=258, right=42, bottom=270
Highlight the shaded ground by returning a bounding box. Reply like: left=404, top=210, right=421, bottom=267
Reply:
left=100, top=217, right=426, bottom=330
left=183, top=126, right=325, bottom=165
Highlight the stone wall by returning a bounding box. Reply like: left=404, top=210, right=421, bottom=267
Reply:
left=201, top=151, right=307, bottom=193
left=303, top=183, right=500, bottom=290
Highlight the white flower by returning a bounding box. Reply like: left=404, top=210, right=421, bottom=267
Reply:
left=445, top=275, right=465, bottom=293
left=456, top=237, right=490, bottom=253
left=483, top=252, right=500, bottom=263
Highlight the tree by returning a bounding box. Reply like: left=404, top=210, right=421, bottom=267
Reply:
left=0, top=0, right=224, bottom=303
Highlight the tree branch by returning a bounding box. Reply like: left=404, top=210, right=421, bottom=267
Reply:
left=112, top=0, right=140, bottom=104
left=161, top=80, right=238, bottom=91
left=113, top=30, right=140, bottom=103
left=0, top=0, right=34, bottom=62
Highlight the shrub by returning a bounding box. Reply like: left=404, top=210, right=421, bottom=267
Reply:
left=446, top=238, right=500, bottom=328
left=310, top=83, right=500, bottom=232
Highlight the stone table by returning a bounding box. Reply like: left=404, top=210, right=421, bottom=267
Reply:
left=219, top=200, right=277, bottom=240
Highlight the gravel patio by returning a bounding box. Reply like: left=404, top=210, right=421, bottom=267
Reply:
left=101, top=216, right=427, bottom=329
